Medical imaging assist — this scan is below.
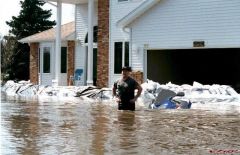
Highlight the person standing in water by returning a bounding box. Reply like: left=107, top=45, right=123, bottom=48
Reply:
left=112, top=66, right=142, bottom=111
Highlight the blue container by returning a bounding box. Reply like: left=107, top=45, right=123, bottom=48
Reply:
left=159, top=99, right=177, bottom=109
left=154, top=98, right=177, bottom=109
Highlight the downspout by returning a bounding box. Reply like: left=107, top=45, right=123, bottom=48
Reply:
left=122, top=27, right=130, bottom=34
left=123, top=27, right=131, bottom=66
left=119, top=27, right=129, bottom=68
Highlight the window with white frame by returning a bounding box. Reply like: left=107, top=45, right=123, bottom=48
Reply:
left=43, top=47, right=50, bottom=73
left=114, top=41, right=129, bottom=74
left=61, top=47, right=67, bottom=73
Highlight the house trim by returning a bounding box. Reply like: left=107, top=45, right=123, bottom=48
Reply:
left=117, top=0, right=160, bottom=28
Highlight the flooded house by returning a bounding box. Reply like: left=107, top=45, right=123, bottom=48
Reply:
left=20, top=0, right=240, bottom=91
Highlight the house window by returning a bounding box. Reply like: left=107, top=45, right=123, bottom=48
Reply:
left=124, top=42, right=129, bottom=67
left=114, top=42, right=122, bottom=74
left=85, top=26, right=98, bottom=43
left=114, top=41, right=129, bottom=74
left=43, top=47, right=50, bottom=73
left=61, top=47, right=67, bottom=73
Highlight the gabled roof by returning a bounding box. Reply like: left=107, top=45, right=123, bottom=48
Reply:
left=19, top=21, right=75, bottom=43
left=117, top=0, right=161, bottom=28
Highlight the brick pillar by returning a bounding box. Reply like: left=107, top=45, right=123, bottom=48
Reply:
left=131, top=71, right=144, bottom=84
left=67, top=41, right=75, bottom=86
left=29, top=43, right=39, bottom=84
left=97, top=0, right=109, bottom=88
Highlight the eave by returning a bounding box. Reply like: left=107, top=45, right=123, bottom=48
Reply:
left=117, top=0, right=161, bottom=28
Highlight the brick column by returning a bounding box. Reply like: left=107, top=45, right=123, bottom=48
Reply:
left=29, top=43, right=39, bottom=84
left=97, top=0, right=109, bottom=88
left=131, top=71, right=144, bottom=84
left=67, top=41, right=75, bottom=85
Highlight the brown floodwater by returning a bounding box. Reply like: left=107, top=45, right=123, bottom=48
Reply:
left=1, top=93, right=240, bottom=155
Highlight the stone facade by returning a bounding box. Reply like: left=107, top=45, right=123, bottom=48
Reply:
left=67, top=41, right=75, bottom=86
left=29, top=43, right=39, bottom=84
left=97, top=0, right=109, bottom=88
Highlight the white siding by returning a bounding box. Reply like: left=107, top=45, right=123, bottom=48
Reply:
left=76, top=3, right=98, bottom=44
left=75, top=42, right=87, bottom=85
left=40, top=74, right=53, bottom=86
left=59, top=74, right=68, bottom=86
left=110, top=0, right=146, bottom=41
left=75, top=3, right=98, bottom=85
left=76, top=4, right=88, bottom=44
left=129, top=0, right=240, bottom=71
left=109, top=0, right=146, bottom=86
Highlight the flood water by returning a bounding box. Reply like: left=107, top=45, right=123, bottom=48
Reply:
left=1, top=93, right=240, bottom=155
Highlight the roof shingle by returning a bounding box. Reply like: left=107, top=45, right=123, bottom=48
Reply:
left=19, top=21, right=75, bottom=43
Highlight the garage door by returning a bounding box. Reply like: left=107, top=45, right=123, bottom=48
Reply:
left=147, top=48, right=240, bottom=92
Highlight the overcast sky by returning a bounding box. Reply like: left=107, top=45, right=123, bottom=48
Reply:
left=0, top=0, right=75, bottom=37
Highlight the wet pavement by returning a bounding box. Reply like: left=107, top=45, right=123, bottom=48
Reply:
left=1, top=93, right=240, bottom=155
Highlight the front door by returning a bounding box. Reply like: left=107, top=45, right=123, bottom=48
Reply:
left=39, top=43, right=53, bottom=86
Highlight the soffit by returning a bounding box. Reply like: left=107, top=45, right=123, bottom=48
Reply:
left=117, top=0, right=161, bottom=28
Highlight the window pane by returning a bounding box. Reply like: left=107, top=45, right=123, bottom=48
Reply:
left=125, top=42, right=129, bottom=67
left=93, top=48, right=97, bottom=86
left=94, top=26, right=98, bottom=43
left=114, top=42, right=123, bottom=74
left=61, top=47, right=67, bottom=73
left=85, top=26, right=98, bottom=43
left=43, top=47, right=50, bottom=73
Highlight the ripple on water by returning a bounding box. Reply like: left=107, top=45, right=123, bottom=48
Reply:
left=1, top=93, right=240, bottom=155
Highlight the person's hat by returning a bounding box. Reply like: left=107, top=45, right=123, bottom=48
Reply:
left=122, top=66, right=132, bottom=72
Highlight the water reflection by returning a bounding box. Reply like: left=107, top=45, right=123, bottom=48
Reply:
left=1, top=93, right=240, bottom=155
left=6, top=101, right=40, bottom=155
left=117, top=111, right=138, bottom=153
left=90, top=105, right=110, bottom=155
